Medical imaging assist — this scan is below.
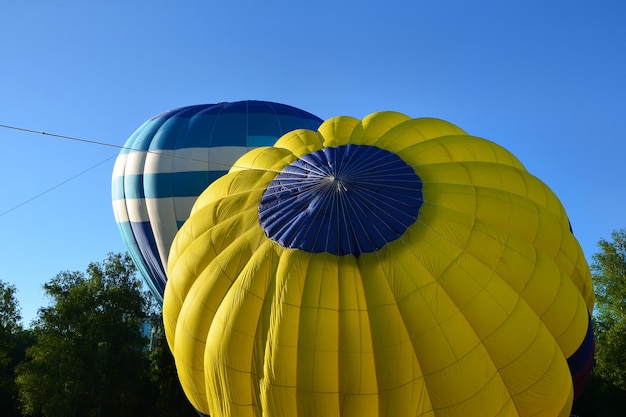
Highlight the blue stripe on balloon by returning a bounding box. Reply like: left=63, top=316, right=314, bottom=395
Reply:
left=247, top=135, right=279, bottom=147
left=144, top=171, right=227, bottom=198
left=112, top=171, right=228, bottom=200
left=115, top=175, right=145, bottom=199
left=119, top=118, right=169, bottom=155
left=567, top=314, right=595, bottom=371
left=111, top=176, right=126, bottom=199
left=271, top=115, right=322, bottom=134
left=209, top=113, right=249, bottom=146
left=568, top=314, right=595, bottom=398
left=131, top=221, right=166, bottom=297
left=149, top=116, right=193, bottom=150
left=117, top=221, right=165, bottom=303
left=126, top=101, right=323, bottom=151
left=152, top=104, right=216, bottom=120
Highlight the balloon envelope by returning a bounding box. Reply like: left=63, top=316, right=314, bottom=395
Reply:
left=112, top=101, right=323, bottom=303
left=164, top=112, right=594, bottom=417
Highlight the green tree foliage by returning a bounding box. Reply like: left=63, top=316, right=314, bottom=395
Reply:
left=15, top=253, right=151, bottom=417
left=591, top=229, right=626, bottom=390
left=0, top=281, right=21, bottom=334
left=145, top=315, right=197, bottom=417
left=572, top=373, right=626, bottom=417
left=0, top=280, right=27, bottom=416
left=0, top=280, right=22, bottom=370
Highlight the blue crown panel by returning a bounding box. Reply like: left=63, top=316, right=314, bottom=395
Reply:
left=259, top=144, right=423, bottom=256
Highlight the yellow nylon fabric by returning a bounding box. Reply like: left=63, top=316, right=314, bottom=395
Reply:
left=163, top=112, right=593, bottom=417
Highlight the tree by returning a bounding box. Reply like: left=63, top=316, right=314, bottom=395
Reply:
left=0, top=280, right=26, bottom=417
left=571, top=373, right=626, bottom=417
left=591, top=229, right=626, bottom=390
left=145, top=314, right=197, bottom=417
left=0, top=280, right=22, bottom=371
left=16, top=253, right=153, bottom=417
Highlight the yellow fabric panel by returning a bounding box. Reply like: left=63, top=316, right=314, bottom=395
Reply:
left=399, top=136, right=526, bottom=170
left=165, top=167, right=275, bottom=307
left=421, top=346, right=511, bottom=417
left=336, top=256, right=379, bottom=416
left=372, top=249, right=466, bottom=373
left=464, top=184, right=587, bottom=309
left=358, top=253, right=433, bottom=417
left=370, top=118, right=467, bottom=154
left=573, top=253, right=595, bottom=311
left=260, top=249, right=308, bottom=417
left=416, top=185, right=477, bottom=247
left=363, top=238, right=514, bottom=416
left=295, top=253, right=343, bottom=416
left=317, top=116, right=360, bottom=147
left=417, top=161, right=568, bottom=225
left=555, top=226, right=580, bottom=274
left=390, top=219, right=465, bottom=287
left=474, top=189, right=541, bottom=248
left=165, top=169, right=274, bottom=413
left=381, top=117, right=468, bottom=144
left=533, top=204, right=565, bottom=261
left=553, top=229, right=595, bottom=310
left=496, top=322, right=573, bottom=417
left=479, top=302, right=573, bottom=411
left=273, top=129, right=323, bottom=158
left=348, top=111, right=411, bottom=146
left=462, top=220, right=510, bottom=272
left=173, top=227, right=266, bottom=414
left=442, top=262, right=516, bottom=338
left=541, top=277, right=590, bottom=357
left=401, top=299, right=505, bottom=410
left=164, top=202, right=264, bottom=341
left=190, top=169, right=274, bottom=217
left=297, top=253, right=340, bottom=393
left=164, top=213, right=227, bottom=350
left=425, top=170, right=591, bottom=364
left=416, top=162, right=581, bottom=298
left=228, top=146, right=296, bottom=173
left=421, top=182, right=478, bottom=229
left=204, top=240, right=279, bottom=417
left=521, top=252, right=562, bottom=315
left=450, top=199, right=582, bottom=350
left=434, top=253, right=495, bottom=317
left=186, top=196, right=262, bottom=242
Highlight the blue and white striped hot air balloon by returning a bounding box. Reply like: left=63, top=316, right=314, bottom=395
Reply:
left=112, top=100, right=323, bottom=303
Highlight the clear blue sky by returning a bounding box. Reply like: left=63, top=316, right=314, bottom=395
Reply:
left=1, top=0, right=624, bottom=326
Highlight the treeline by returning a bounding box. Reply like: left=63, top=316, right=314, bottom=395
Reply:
left=573, top=229, right=626, bottom=416
left=0, top=253, right=196, bottom=417
left=1, top=229, right=626, bottom=416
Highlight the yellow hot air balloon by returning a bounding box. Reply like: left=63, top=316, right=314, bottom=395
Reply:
left=163, top=112, right=595, bottom=417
